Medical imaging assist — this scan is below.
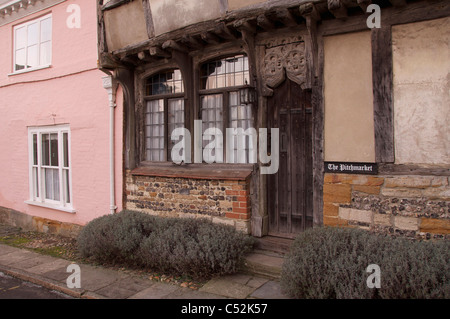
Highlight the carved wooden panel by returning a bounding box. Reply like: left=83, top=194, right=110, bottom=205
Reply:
left=261, top=36, right=308, bottom=95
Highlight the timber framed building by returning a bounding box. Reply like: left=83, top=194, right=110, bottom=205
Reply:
left=97, top=0, right=450, bottom=239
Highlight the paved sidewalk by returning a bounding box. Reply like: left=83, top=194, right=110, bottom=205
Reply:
left=0, top=226, right=289, bottom=299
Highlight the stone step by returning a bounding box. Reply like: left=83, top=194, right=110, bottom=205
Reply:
left=254, top=236, right=294, bottom=256
left=241, top=251, right=285, bottom=280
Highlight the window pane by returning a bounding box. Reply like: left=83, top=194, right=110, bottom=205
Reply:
left=145, top=69, right=184, bottom=96
left=201, top=94, right=223, bottom=129
left=235, top=72, right=244, bottom=86
left=243, top=71, right=250, bottom=86
left=228, top=91, right=254, bottom=163
left=45, top=168, right=51, bottom=199
left=42, top=134, right=50, bottom=166
left=33, top=134, right=38, bottom=165
left=64, top=169, right=70, bottom=204
left=50, top=133, right=58, bottom=166
left=243, top=56, right=249, bottom=72
left=33, top=167, right=39, bottom=198
left=40, top=41, right=52, bottom=65
left=53, top=168, right=60, bottom=201
left=45, top=168, right=59, bottom=201
left=63, top=132, right=69, bottom=167
left=27, top=22, right=39, bottom=46
left=145, top=100, right=165, bottom=161
left=168, top=99, right=185, bottom=161
left=15, top=27, right=27, bottom=49
left=27, top=44, right=38, bottom=69
left=40, top=17, right=52, bottom=42
left=15, top=48, right=26, bottom=71
left=174, top=69, right=182, bottom=81
left=225, top=58, right=235, bottom=73
left=200, top=55, right=249, bottom=89
left=235, top=56, right=244, bottom=72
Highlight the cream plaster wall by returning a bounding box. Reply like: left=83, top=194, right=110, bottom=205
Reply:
left=104, top=0, right=148, bottom=51
left=392, top=17, right=450, bottom=165
left=228, top=0, right=266, bottom=11
left=149, top=0, right=222, bottom=37
left=323, top=31, right=375, bottom=163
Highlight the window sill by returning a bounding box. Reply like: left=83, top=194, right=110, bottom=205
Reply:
left=25, top=200, right=76, bottom=214
left=131, top=162, right=254, bottom=181
left=8, top=64, right=52, bottom=76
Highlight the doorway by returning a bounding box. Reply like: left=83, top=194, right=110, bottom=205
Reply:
left=267, top=79, right=313, bottom=237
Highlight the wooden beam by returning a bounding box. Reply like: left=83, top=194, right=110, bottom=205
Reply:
left=357, top=0, right=371, bottom=12
left=201, top=31, right=221, bottom=44
left=233, top=18, right=257, bottom=34
left=274, top=8, right=298, bottom=27
left=99, top=52, right=122, bottom=69
left=113, top=67, right=136, bottom=169
left=180, top=35, right=204, bottom=49
left=320, top=0, right=450, bottom=36
left=162, top=40, right=188, bottom=52
left=213, top=24, right=238, bottom=40
left=302, top=3, right=320, bottom=83
left=149, top=46, right=171, bottom=58
left=372, top=26, right=394, bottom=163
left=312, top=33, right=325, bottom=228
left=389, top=0, right=407, bottom=7
left=141, top=0, right=155, bottom=38
left=299, top=2, right=321, bottom=21
left=257, top=14, right=276, bottom=31
left=240, top=29, right=257, bottom=85
left=378, top=163, right=450, bottom=176
left=327, top=0, right=348, bottom=19
left=137, top=50, right=155, bottom=62
left=120, top=55, right=140, bottom=66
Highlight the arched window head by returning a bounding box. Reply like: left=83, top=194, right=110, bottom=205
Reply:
left=145, top=69, right=184, bottom=96
left=144, top=69, right=185, bottom=162
left=200, top=55, right=250, bottom=90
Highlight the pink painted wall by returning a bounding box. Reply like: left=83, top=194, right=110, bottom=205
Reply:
left=0, top=0, right=123, bottom=226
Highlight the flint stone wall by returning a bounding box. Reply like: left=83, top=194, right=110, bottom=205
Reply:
left=323, top=174, right=450, bottom=239
left=125, top=170, right=251, bottom=233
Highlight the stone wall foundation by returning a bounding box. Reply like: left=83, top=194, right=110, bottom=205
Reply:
left=125, top=170, right=252, bottom=234
left=0, top=206, right=82, bottom=238
left=323, top=173, right=450, bottom=239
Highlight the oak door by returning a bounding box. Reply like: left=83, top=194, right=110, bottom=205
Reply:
left=267, top=79, right=313, bottom=237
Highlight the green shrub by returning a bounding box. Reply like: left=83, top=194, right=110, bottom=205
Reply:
left=138, top=217, right=254, bottom=279
left=281, top=227, right=450, bottom=299
left=378, top=238, right=450, bottom=299
left=77, top=210, right=157, bottom=265
left=77, top=210, right=254, bottom=279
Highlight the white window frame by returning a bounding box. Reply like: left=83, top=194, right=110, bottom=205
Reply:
left=12, top=13, right=52, bottom=74
left=26, top=124, right=75, bottom=213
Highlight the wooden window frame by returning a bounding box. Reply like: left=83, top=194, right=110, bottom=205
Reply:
left=143, top=68, right=185, bottom=162
left=198, top=54, right=254, bottom=164
left=144, top=93, right=185, bottom=162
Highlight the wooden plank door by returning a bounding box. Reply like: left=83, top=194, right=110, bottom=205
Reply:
left=267, top=79, right=313, bottom=237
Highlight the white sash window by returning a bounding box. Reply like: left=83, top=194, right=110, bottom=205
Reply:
left=26, top=125, right=74, bottom=213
